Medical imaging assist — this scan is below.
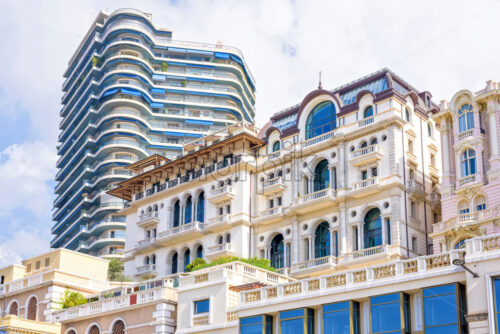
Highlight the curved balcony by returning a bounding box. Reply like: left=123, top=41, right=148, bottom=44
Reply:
left=349, top=144, right=382, bottom=167
left=156, top=221, right=204, bottom=244
left=207, top=185, right=235, bottom=204
left=137, top=212, right=160, bottom=228
left=206, top=243, right=235, bottom=260
left=256, top=207, right=285, bottom=224
left=261, top=177, right=286, bottom=196
left=205, top=214, right=232, bottom=231
left=292, top=188, right=336, bottom=214
left=350, top=177, right=382, bottom=198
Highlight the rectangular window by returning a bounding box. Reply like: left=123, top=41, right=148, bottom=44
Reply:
left=240, top=315, right=273, bottom=334
left=323, top=301, right=360, bottom=334
left=226, top=205, right=231, bottom=214
left=219, top=207, right=224, bottom=215
left=26, top=263, right=31, bottom=273
left=423, top=283, right=466, bottom=333
left=361, top=170, right=368, bottom=180
left=408, top=140, right=414, bottom=154
left=44, top=257, right=50, bottom=267
left=430, top=154, right=436, bottom=167
left=477, top=203, right=486, bottom=211
left=412, top=237, right=417, bottom=252
left=371, top=167, right=378, bottom=177
left=371, top=293, right=410, bottom=334
left=411, top=202, right=417, bottom=219
left=269, top=199, right=274, bottom=209
left=277, top=197, right=282, bottom=206
left=386, top=219, right=391, bottom=245
left=35, top=261, right=41, bottom=270
left=280, top=308, right=314, bottom=334
left=194, top=299, right=210, bottom=314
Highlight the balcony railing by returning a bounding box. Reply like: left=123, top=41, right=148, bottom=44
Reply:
left=358, top=116, right=375, bottom=127
left=302, top=130, right=335, bottom=148
left=458, top=129, right=474, bottom=140
left=294, top=188, right=335, bottom=205
left=291, top=255, right=337, bottom=273
left=263, top=176, right=283, bottom=188
left=267, top=150, right=281, bottom=160
left=207, top=243, right=233, bottom=256
left=136, top=238, right=155, bottom=248
left=352, top=177, right=378, bottom=190
left=352, top=144, right=377, bottom=158
left=344, top=244, right=387, bottom=261
left=207, top=214, right=231, bottom=226
left=407, top=180, right=424, bottom=193
left=261, top=206, right=284, bottom=217
left=138, top=212, right=159, bottom=224
left=158, top=221, right=204, bottom=238
left=136, top=264, right=156, bottom=274
left=459, top=174, right=476, bottom=185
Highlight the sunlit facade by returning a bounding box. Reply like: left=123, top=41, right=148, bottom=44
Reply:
left=431, top=80, right=500, bottom=252
left=52, top=9, right=256, bottom=259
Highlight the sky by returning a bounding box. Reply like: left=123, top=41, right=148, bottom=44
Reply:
left=0, top=0, right=499, bottom=266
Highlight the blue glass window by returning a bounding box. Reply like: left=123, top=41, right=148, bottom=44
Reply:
left=305, top=101, right=336, bottom=140
left=194, top=299, right=209, bottom=314
left=171, top=252, right=178, bottom=274
left=423, top=284, right=466, bottom=333
left=477, top=203, right=486, bottom=211
left=493, top=278, right=500, bottom=333
left=280, top=308, right=314, bottom=334
left=323, top=301, right=360, bottom=334
left=461, top=149, right=476, bottom=177
left=173, top=200, right=181, bottom=227
left=314, top=159, right=330, bottom=192
left=272, top=141, right=280, bottom=152
left=240, top=315, right=273, bottom=334
left=185, top=196, right=193, bottom=224
left=196, top=245, right=203, bottom=258
left=405, top=107, right=411, bottom=122
left=184, top=249, right=190, bottom=270
left=314, top=221, right=330, bottom=258
left=371, top=293, right=410, bottom=334
left=458, top=104, right=474, bottom=133
left=364, top=106, right=374, bottom=118
left=270, top=234, right=284, bottom=269
left=364, top=208, right=382, bottom=248
left=197, top=192, right=205, bottom=223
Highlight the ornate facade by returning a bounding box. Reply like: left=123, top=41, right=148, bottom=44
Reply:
left=431, top=80, right=500, bottom=251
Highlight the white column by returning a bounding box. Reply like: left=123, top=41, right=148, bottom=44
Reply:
left=330, top=229, right=335, bottom=256
left=382, top=216, right=387, bottom=244
left=488, top=101, right=500, bottom=170
left=338, top=144, right=346, bottom=189
left=339, top=203, right=347, bottom=255
left=441, top=119, right=451, bottom=184
left=357, top=224, right=363, bottom=250
left=308, top=237, right=313, bottom=260
left=291, top=217, right=299, bottom=264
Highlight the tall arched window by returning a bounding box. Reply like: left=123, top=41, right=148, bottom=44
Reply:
left=112, top=320, right=125, bottom=334
left=474, top=195, right=486, bottom=211
left=173, top=200, right=180, bottom=227
left=405, top=107, right=411, bottom=122
left=364, top=208, right=382, bottom=248
left=314, top=159, right=330, bottom=192
left=314, top=222, right=331, bottom=258
left=197, top=192, right=205, bottom=223
left=270, top=234, right=284, bottom=269
left=272, top=141, right=280, bottom=152
left=427, top=123, right=433, bottom=137
left=185, top=196, right=193, bottom=224
left=183, top=249, right=190, bottom=271
left=364, top=106, right=374, bottom=118
left=88, top=325, right=100, bottom=334
left=145, top=256, right=150, bottom=265
left=454, top=239, right=466, bottom=249
left=458, top=104, right=474, bottom=133
left=26, top=296, right=37, bottom=320
left=305, top=101, right=337, bottom=140
left=171, top=252, right=178, bottom=274
left=9, top=301, right=18, bottom=316
left=196, top=245, right=203, bottom=259
left=152, top=254, right=156, bottom=265
left=461, top=149, right=476, bottom=177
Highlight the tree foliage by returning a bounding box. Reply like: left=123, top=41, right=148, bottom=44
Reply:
left=185, top=256, right=276, bottom=272
left=108, top=258, right=131, bottom=282
left=58, top=288, right=87, bottom=309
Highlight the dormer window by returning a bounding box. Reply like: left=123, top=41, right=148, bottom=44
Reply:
left=272, top=141, right=280, bottom=152
left=305, top=101, right=336, bottom=140
left=458, top=104, right=474, bottom=133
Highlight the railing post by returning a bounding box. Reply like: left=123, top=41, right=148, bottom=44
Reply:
left=366, top=268, right=374, bottom=281
left=395, top=262, right=404, bottom=276
left=346, top=271, right=354, bottom=285
left=417, top=257, right=427, bottom=272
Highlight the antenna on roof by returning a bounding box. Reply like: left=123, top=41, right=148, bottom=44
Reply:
left=318, top=71, right=323, bottom=90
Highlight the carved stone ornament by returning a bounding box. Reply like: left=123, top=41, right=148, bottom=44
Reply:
left=444, top=225, right=483, bottom=247
left=465, top=312, right=488, bottom=322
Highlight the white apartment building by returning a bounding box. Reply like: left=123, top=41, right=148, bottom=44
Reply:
left=109, top=68, right=442, bottom=281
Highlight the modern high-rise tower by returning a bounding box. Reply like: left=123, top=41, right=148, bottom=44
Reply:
left=52, top=9, right=256, bottom=258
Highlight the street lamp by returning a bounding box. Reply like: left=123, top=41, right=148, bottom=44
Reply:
left=452, top=258, right=479, bottom=278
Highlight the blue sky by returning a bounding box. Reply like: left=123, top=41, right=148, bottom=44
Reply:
left=0, top=0, right=499, bottom=266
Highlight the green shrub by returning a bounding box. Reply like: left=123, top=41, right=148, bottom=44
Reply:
left=58, top=288, right=87, bottom=309
left=187, top=256, right=276, bottom=272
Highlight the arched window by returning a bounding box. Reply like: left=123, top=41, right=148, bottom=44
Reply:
left=226, top=233, right=231, bottom=243
left=218, top=236, right=224, bottom=244
left=461, top=149, right=476, bottom=177
left=305, top=101, right=337, bottom=140
left=152, top=254, right=156, bottom=265
left=364, top=208, right=382, bottom=248
left=183, top=249, right=190, bottom=271
left=9, top=301, right=18, bottom=316
left=370, top=137, right=378, bottom=145
left=27, top=296, right=37, bottom=320
left=272, top=141, right=280, bottom=152
left=171, top=252, right=178, bottom=274
left=454, top=240, right=466, bottom=249
left=360, top=141, right=368, bottom=148
left=197, top=192, right=205, bottom=223
left=196, top=245, right=203, bottom=259
left=185, top=196, right=193, bottom=224
left=314, top=222, right=330, bottom=258
left=405, top=107, right=411, bottom=122
left=145, top=256, right=150, bottom=265
left=458, top=200, right=469, bottom=215
left=88, top=325, right=100, bottom=334
left=173, top=200, right=180, bottom=227
left=364, top=106, right=374, bottom=119
left=314, top=159, right=330, bottom=192
left=112, top=320, right=125, bottom=334
left=458, top=104, right=474, bottom=133
left=427, top=123, right=433, bottom=137
left=475, top=195, right=486, bottom=211
left=270, top=234, right=284, bottom=269
left=67, top=330, right=76, bottom=334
